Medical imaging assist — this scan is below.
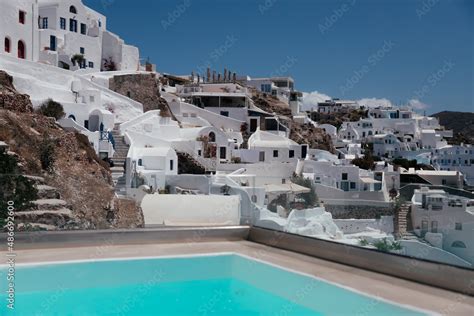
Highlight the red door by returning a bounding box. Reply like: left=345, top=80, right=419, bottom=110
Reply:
left=18, top=40, right=25, bottom=59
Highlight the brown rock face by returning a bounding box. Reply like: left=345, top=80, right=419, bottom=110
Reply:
left=0, top=71, right=33, bottom=113
left=0, top=110, right=143, bottom=230
left=109, top=73, right=171, bottom=116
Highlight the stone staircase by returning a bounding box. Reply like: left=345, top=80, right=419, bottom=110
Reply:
left=110, top=124, right=129, bottom=197
left=16, top=176, right=75, bottom=231
left=394, top=202, right=412, bottom=239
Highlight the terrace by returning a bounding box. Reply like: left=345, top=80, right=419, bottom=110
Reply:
left=2, top=226, right=473, bottom=315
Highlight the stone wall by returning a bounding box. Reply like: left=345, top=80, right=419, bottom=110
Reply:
left=325, top=203, right=394, bottom=219
left=109, top=73, right=170, bottom=116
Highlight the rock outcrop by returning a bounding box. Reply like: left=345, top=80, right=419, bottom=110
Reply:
left=0, top=70, right=33, bottom=113
left=0, top=110, right=144, bottom=230
left=109, top=73, right=172, bottom=116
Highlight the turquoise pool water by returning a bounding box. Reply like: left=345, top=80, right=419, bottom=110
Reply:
left=0, top=254, right=426, bottom=315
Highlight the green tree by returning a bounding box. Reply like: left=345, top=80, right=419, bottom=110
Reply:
left=37, top=99, right=65, bottom=120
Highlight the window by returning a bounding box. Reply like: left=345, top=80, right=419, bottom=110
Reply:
left=208, top=132, right=216, bottom=143
left=273, top=150, right=279, bottom=158
left=4, top=37, right=10, bottom=53
left=70, top=19, right=78, bottom=32
left=60, top=17, right=66, bottom=30
left=17, top=40, right=25, bottom=59
left=431, top=221, right=438, bottom=233
left=289, top=150, right=295, bottom=158
left=68, top=115, right=76, bottom=121
left=70, top=6, right=77, bottom=14
left=451, top=241, right=466, bottom=248
left=169, top=160, right=174, bottom=171
left=88, top=61, right=94, bottom=68
left=81, top=23, right=87, bottom=35
left=80, top=47, right=85, bottom=54
left=350, top=182, right=356, bottom=189
left=19, top=11, right=26, bottom=24
left=259, top=151, right=265, bottom=162
left=342, top=173, right=348, bottom=181
left=455, top=223, right=462, bottom=231
left=138, top=159, right=142, bottom=166
left=220, top=111, right=229, bottom=117
left=42, top=17, right=48, bottom=29
left=442, top=179, right=447, bottom=185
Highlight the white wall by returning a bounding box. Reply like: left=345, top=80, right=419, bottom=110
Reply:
left=141, top=194, right=241, bottom=226
left=0, top=0, right=39, bottom=61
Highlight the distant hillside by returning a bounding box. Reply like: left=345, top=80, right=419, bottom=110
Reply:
left=431, top=111, right=474, bottom=145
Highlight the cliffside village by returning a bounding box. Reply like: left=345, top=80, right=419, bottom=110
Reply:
left=1, top=0, right=473, bottom=269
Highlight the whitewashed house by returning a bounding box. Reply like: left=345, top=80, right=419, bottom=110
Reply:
left=245, top=129, right=307, bottom=164
left=0, top=0, right=40, bottom=61
left=318, top=99, right=359, bottom=114
left=431, top=145, right=474, bottom=186
left=125, top=132, right=178, bottom=191
left=373, top=133, right=401, bottom=158
left=411, top=187, right=474, bottom=265
left=0, top=0, right=140, bottom=71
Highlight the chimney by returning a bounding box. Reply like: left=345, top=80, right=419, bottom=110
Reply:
left=224, top=68, right=228, bottom=82
left=233, top=72, right=236, bottom=83
left=206, top=67, right=211, bottom=82
left=218, top=73, right=222, bottom=82
left=212, top=71, right=216, bottom=83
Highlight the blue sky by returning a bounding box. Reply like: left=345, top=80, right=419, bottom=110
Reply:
left=84, top=0, right=473, bottom=113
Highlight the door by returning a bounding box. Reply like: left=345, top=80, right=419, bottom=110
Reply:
left=219, top=147, right=226, bottom=160
left=421, top=220, right=428, bottom=236
left=250, top=118, right=258, bottom=132
left=431, top=221, right=438, bottom=233
left=50, top=35, right=56, bottom=51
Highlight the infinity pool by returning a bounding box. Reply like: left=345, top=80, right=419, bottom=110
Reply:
left=0, top=254, right=426, bottom=315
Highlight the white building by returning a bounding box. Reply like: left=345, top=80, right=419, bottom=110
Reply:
left=1, top=0, right=139, bottom=71
left=244, top=129, right=307, bottom=164
left=373, top=133, right=401, bottom=158
left=127, top=134, right=178, bottom=191
left=318, top=99, right=358, bottom=114
left=411, top=187, right=474, bottom=265
left=241, top=76, right=295, bottom=105
left=431, top=145, right=474, bottom=186
left=0, top=0, right=40, bottom=61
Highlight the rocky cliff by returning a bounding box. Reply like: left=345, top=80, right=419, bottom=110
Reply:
left=0, top=71, right=143, bottom=230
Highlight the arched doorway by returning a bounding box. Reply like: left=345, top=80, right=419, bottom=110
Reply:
left=208, top=132, right=216, bottom=142
left=4, top=37, right=10, bottom=53
left=68, top=115, right=76, bottom=121
left=69, top=6, right=77, bottom=14
left=17, top=40, right=25, bottom=59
